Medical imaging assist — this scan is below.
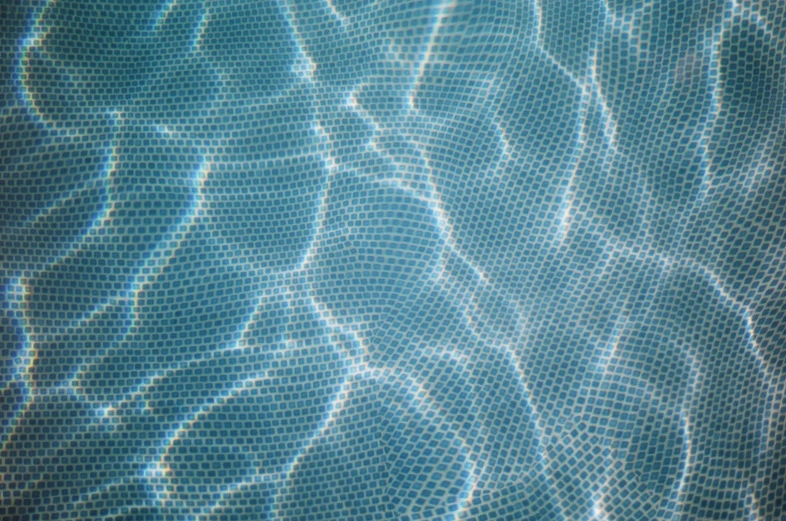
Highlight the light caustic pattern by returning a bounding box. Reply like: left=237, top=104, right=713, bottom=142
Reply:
left=0, top=0, right=784, bottom=519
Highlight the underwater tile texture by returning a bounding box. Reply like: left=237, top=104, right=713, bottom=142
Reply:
left=1, top=0, right=785, bottom=520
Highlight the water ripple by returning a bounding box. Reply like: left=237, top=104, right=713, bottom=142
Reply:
left=1, top=0, right=783, bottom=519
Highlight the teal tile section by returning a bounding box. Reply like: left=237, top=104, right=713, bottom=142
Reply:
left=1, top=0, right=784, bottom=519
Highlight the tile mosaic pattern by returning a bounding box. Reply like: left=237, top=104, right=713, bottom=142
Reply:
left=1, top=0, right=784, bottom=519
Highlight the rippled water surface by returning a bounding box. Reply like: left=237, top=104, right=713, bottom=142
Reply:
left=1, top=1, right=785, bottom=520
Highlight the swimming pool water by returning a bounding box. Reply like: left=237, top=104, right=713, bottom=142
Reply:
left=1, top=1, right=784, bottom=520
